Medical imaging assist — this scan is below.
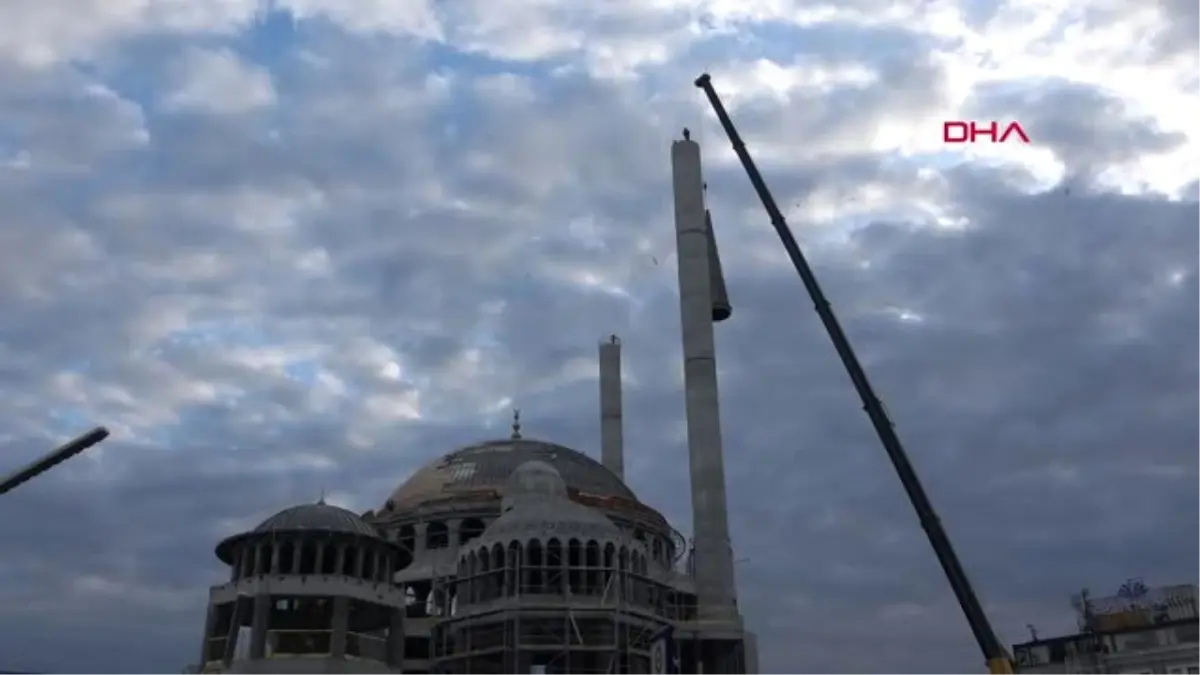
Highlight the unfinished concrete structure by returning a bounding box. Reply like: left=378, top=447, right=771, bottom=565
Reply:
left=194, top=133, right=756, bottom=674
left=599, top=335, right=625, bottom=481
left=377, top=419, right=707, bottom=674
left=197, top=501, right=408, bottom=673
left=431, top=460, right=669, bottom=673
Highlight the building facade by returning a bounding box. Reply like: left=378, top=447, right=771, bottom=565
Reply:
left=1014, top=583, right=1199, bottom=674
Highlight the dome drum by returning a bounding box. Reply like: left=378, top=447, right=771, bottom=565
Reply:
left=200, top=502, right=409, bottom=673
left=453, top=537, right=654, bottom=608
left=215, top=502, right=401, bottom=587
left=443, top=461, right=657, bottom=611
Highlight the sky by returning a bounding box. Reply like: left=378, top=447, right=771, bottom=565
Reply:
left=0, top=0, right=1196, bottom=673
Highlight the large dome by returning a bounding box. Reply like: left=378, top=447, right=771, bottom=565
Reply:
left=385, top=438, right=635, bottom=510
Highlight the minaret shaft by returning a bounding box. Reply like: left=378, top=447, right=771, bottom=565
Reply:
left=599, top=336, right=625, bottom=480
left=671, top=138, right=738, bottom=619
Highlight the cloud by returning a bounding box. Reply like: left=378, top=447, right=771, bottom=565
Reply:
left=161, top=46, right=276, bottom=115
left=0, top=0, right=1194, bottom=673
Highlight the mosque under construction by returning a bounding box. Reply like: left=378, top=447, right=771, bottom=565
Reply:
left=190, top=135, right=757, bottom=674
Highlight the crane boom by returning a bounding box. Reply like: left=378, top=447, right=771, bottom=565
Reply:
left=693, top=73, right=1014, bottom=674
left=0, top=427, right=110, bottom=496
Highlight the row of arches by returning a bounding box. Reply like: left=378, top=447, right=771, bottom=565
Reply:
left=394, top=517, right=488, bottom=553
left=389, top=518, right=675, bottom=566
left=229, top=537, right=397, bottom=584
left=456, top=539, right=650, bottom=605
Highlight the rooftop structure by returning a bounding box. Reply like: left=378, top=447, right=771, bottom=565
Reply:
left=1013, top=582, right=1199, bottom=674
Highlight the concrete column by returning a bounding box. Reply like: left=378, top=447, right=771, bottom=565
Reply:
left=413, top=523, right=428, bottom=556
left=447, top=518, right=463, bottom=550
left=269, top=544, right=280, bottom=574
left=670, top=137, right=738, bottom=620
left=387, top=607, right=405, bottom=666
left=314, top=539, right=325, bottom=574
left=198, top=603, right=217, bottom=666
left=330, top=596, right=350, bottom=658
left=599, top=336, right=625, bottom=480
left=335, top=544, right=347, bottom=576
left=355, top=545, right=366, bottom=579
left=249, top=593, right=271, bottom=659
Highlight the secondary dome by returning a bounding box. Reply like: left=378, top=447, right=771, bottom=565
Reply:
left=253, top=501, right=382, bottom=538
left=475, top=461, right=623, bottom=549
left=502, top=459, right=567, bottom=507
left=384, top=438, right=635, bottom=510
left=214, top=501, right=384, bottom=564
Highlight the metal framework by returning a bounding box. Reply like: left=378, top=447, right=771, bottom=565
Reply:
left=428, top=545, right=697, bottom=674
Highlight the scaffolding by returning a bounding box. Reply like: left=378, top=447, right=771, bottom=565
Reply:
left=428, top=538, right=697, bottom=674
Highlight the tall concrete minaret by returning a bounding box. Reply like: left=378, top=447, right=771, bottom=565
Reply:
left=599, top=335, right=625, bottom=480
left=671, top=132, right=738, bottom=621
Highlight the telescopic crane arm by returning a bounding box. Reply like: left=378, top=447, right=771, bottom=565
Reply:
left=0, top=427, right=110, bottom=496
left=693, top=73, right=1014, bottom=675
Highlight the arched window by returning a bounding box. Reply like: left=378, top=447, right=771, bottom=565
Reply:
left=603, top=543, right=616, bottom=598
left=460, top=518, right=486, bottom=546
left=342, top=547, right=358, bottom=577
left=526, top=539, right=543, bottom=594
left=255, top=543, right=270, bottom=576
left=319, top=543, right=336, bottom=575
left=506, top=541, right=522, bottom=597
left=491, top=544, right=505, bottom=596
left=297, top=541, right=316, bottom=575
left=467, top=551, right=479, bottom=604
left=546, top=538, right=563, bottom=594
left=478, top=548, right=491, bottom=602
left=362, top=548, right=376, bottom=581
left=567, top=539, right=583, bottom=595
left=279, top=540, right=296, bottom=575
left=397, top=524, right=416, bottom=569
left=585, top=540, right=601, bottom=595
left=243, top=546, right=254, bottom=578
left=426, top=521, right=449, bottom=549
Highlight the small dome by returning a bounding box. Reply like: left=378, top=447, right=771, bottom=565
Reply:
left=253, top=502, right=381, bottom=538
left=472, top=462, right=622, bottom=551
left=214, top=501, right=383, bottom=564
left=502, top=460, right=567, bottom=510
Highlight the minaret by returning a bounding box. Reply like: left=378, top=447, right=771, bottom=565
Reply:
left=599, top=335, right=625, bottom=480
left=671, top=132, right=738, bottom=620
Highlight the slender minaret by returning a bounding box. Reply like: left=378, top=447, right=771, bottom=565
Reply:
left=671, top=132, right=738, bottom=620
left=599, top=335, right=625, bottom=480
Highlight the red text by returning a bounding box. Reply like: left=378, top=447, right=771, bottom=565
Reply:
left=943, top=121, right=1030, bottom=144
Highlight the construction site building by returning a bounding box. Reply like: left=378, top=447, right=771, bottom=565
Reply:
left=1013, top=582, right=1199, bottom=674
left=190, top=133, right=758, bottom=674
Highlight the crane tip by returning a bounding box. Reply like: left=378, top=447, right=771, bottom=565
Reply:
left=694, top=73, right=711, bottom=88
left=79, top=426, right=110, bottom=442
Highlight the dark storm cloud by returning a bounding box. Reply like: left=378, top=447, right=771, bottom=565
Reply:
left=0, top=2, right=1195, bottom=674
